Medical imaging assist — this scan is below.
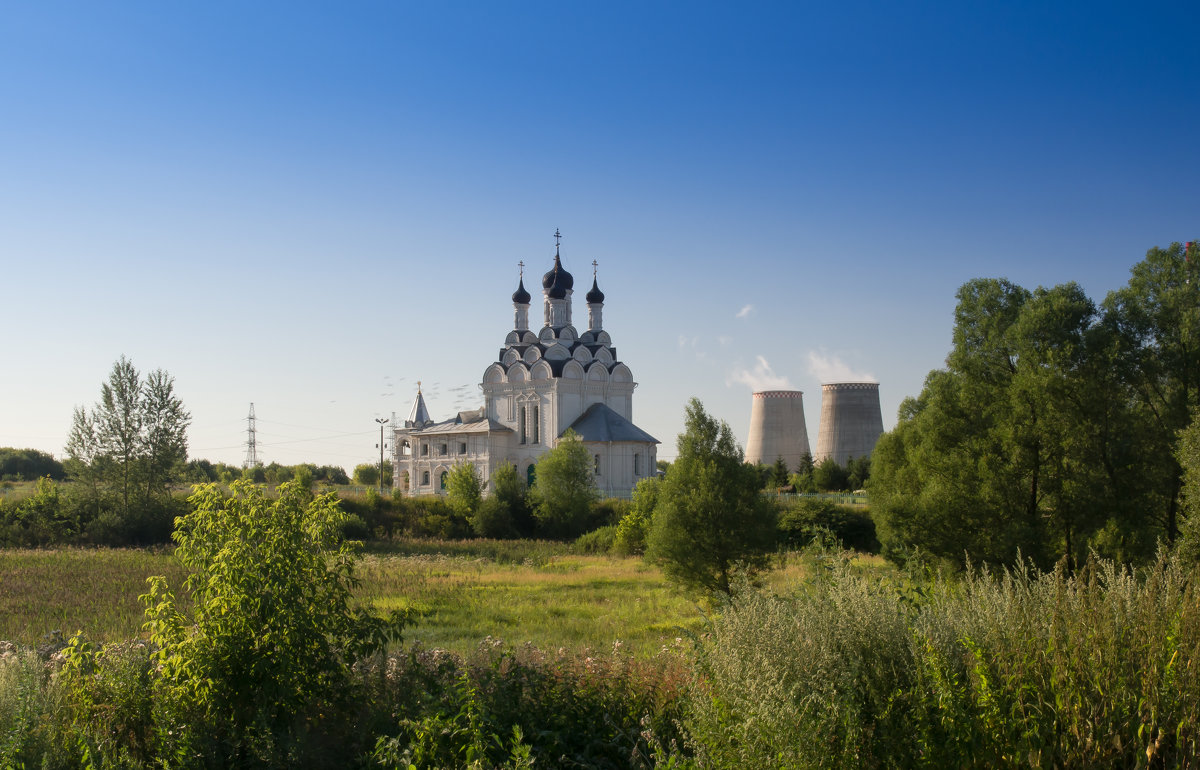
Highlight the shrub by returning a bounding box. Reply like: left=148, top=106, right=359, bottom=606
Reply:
left=573, top=524, right=617, bottom=554
left=472, top=496, right=518, bottom=539
left=136, top=481, right=406, bottom=763
left=777, top=497, right=879, bottom=553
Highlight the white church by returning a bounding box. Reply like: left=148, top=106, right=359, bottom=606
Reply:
left=392, top=239, right=658, bottom=498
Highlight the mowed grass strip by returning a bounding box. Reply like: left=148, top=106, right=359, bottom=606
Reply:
left=358, top=553, right=704, bottom=656
left=0, top=548, right=185, bottom=645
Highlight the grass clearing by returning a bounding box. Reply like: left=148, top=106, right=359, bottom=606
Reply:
left=359, top=551, right=704, bottom=656
left=0, top=540, right=889, bottom=656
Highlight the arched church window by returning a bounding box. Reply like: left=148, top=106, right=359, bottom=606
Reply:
left=634, top=453, right=641, bottom=477
left=532, top=405, right=539, bottom=444
left=422, top=470, right=430, bottom=486
left=421, top=444, right=428, bottom=457
left=518, top=406, right=527, bottom=444
left=440, top=471, right=448, bottom=490
left=594, top=454, right=601, bottom=475
left=439, top=444, right=447, bottom=456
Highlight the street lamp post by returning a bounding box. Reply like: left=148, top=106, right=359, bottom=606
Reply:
left=375, top=417, right=390, bottom=493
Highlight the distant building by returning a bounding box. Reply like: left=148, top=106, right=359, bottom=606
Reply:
left=393, top=240, right=658, bottom=497
left=814, top=382, right=884, bottom=466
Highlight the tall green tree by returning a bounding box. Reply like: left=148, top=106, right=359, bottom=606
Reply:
left=1103, top=242, right=1200, bottom=543
left=444, top=462, right=483, bottom=518
left=528, top=430, right=597, bottom=538
left=352, top=463, right=380, bottom=486
left=65, top=357, right=190, bottom=518
left=872, top=262, right=1191, bottom=568
left=647, top=398, right=777, bottom=596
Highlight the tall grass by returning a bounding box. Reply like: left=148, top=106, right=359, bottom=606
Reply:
left=0, top=548, right=185, bottom=645
left=359, top=552, right=703, bottom=656
left=683, top=549, right=1200, bottom=768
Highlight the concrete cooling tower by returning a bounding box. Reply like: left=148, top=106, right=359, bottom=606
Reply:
left=814, top=382, right=884, bottom=465
left=745, top=390, right=811, bottom=469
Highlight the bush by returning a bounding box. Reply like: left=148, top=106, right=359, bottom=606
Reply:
left=777, top=497, right=878, bottom=553
left=133, top=481, right=406, bottom=763
left=471, top=496, right=517, bottom=539
left=613, top=477, right=662, bottom=556
left=573, top=524, right=617, bottom=554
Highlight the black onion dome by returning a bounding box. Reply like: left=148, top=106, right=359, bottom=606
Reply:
left=512, top=278, right=531, bottom=304
left=541, top=254, right=574, bottom=299
left=586, top=277, right=605, bottom=303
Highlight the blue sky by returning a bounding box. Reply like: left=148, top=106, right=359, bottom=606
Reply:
left=3, top=1, right=1197, bottom=468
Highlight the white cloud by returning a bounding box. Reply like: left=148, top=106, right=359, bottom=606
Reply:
left=728, top=355, right=793, bottom=391
left=735, top=304, right=754, bottom=319
left=679, top=334, right=713, bottom=364
left=806, top=350, right=876, bottom=384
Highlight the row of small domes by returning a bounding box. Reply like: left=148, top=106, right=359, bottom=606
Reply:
left=512, top=254, right=604, bottom=304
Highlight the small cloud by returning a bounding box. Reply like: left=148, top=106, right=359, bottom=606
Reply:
left=806, top=350, right=876, bottom=384
left=728, top=355, right=794, bottom=391
left=716, top=335, right=733, bottom=347
left=679, top=335, right=714, bottom=364
left=735, top=304, right=755, bottom=319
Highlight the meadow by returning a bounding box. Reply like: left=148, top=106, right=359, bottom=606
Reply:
left=0, top=540, right=847, bottom=653
left=3, top=539, right=1199, bottom=767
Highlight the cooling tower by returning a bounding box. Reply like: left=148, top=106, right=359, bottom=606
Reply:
left=814, top=382, right=884, bottom=465
left=745, top=390, right=811, bottom=470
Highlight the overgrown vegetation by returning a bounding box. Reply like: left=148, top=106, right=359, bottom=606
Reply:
left=684, top=548, right=1200, bottom=768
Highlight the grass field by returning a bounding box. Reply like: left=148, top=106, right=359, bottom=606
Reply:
left=0, top=547, right=185, bottom=646
left=1, top=540, right=877, bottom=654
left=0, top=539, right=889, bottom=654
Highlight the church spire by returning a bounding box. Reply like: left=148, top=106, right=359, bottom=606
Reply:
left=405, top=382, right=431, bottom=427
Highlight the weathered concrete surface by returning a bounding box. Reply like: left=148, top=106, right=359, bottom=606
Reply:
left=814, top=382, right=883, bottom=465
left=745, top=390, right=811, bottom=470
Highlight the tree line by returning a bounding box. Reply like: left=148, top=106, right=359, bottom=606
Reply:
left=871, top=242, right=1200, bottom=569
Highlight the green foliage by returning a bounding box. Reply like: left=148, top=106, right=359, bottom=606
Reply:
left=573, top=524, right=617, bottom=554
left=682, top=551, right=1200, bottom=767
left=353, top=462, right=380, bottom=487
left=777, top=497, right=878, bottom=552
left=0, top=447, right=66, bottom=481
left=139, top=480, right=406, bottom=761
left=647, top=398, right=778, bottom=596
left=66, top=357, right=190, bottom=518
left=812, top=456, right=850, bottom=492
left=529, top=430, right=599, bottom=539
left=870, top=259, right=1198, bottom=569
left=768, top=456, right=790, bottom=488
left=613, top=476, right=662, bottom=556
left=371, top=640, right=689, bottom=769
left=444, top=462, right=483, bottom=518
left=1176, top=409, right=1200, bottom=563
left=846, top=455, right=871, bottom=490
